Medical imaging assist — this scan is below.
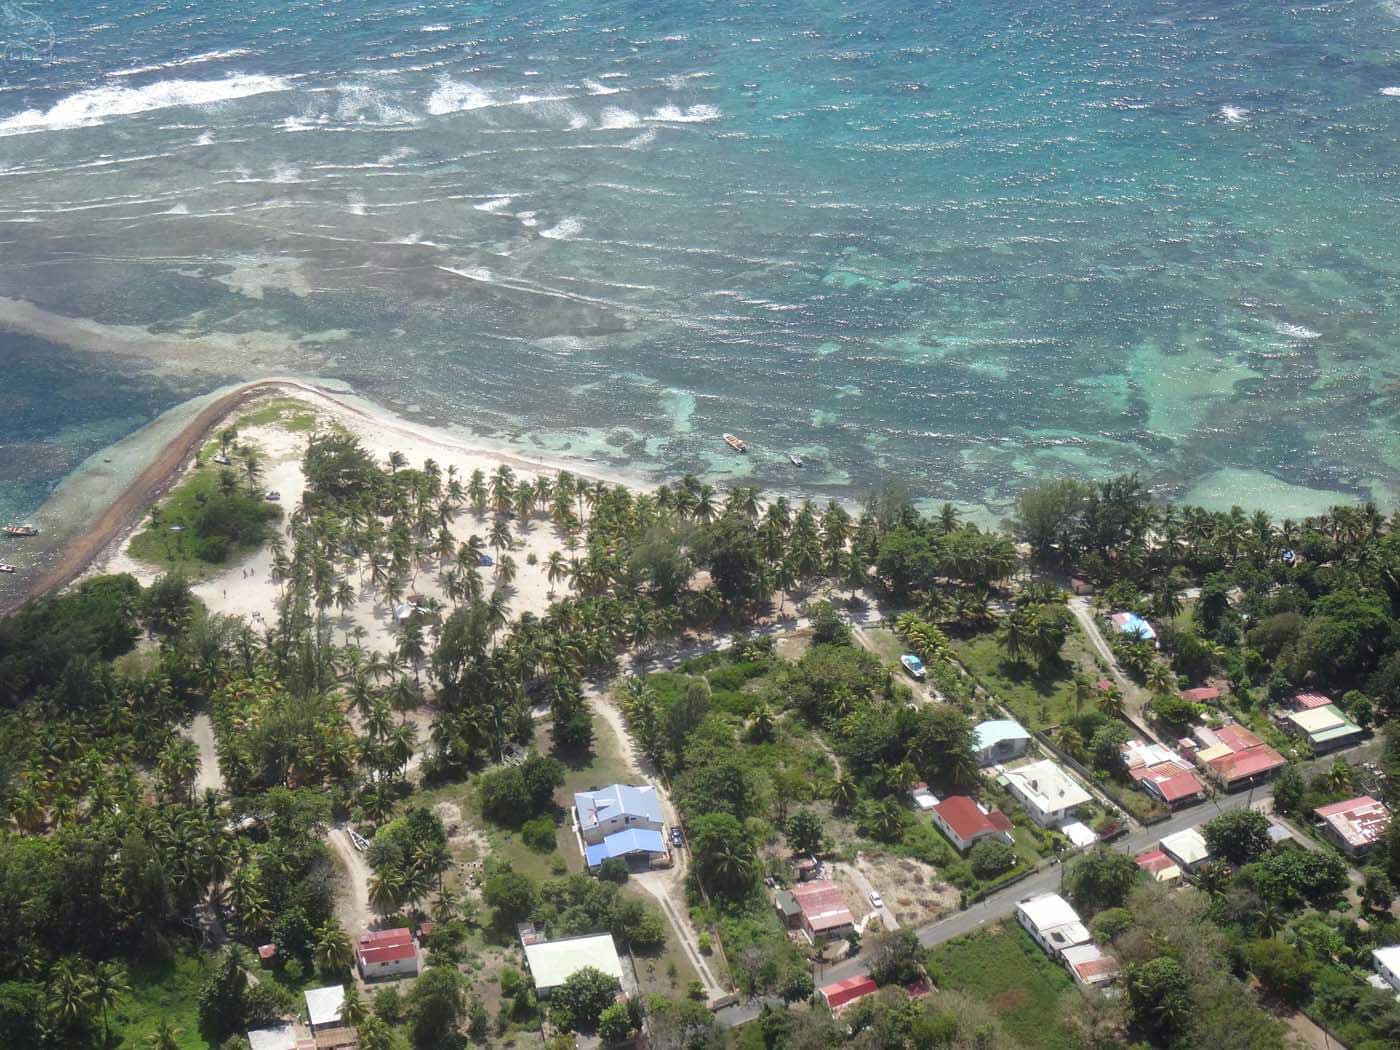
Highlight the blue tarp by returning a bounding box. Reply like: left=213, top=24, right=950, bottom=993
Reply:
left=584, top=827, right=667, bottom=868
left=1115, top=612, right=1157, bottom=641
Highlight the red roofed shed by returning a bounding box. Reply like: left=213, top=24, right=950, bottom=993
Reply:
left=1180, top=687, right=1221, bottom=703
left=931, top=796, right=1015, bottom=852
left=820, top=975, right=877, bottom=1011
left=357, top=928, right=419, bottom=979
left=791, top=880, right=856, bottom=940
left=1293, top=693, right=1333, bottom=710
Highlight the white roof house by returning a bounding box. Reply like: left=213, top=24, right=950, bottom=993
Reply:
left=1160, top=828, right=1210, bottom=870
left=1002, top=759, right=1092, bottom=827
left=1016, top=893, right=1090, bottom=955
left=974, top=719, right=1032, bottom=765
left=523, top=933, right=624, bottom=993
left=305, top=985, right=345, bottom=1030
left=1373, top=945, right=1400, bottom=992
left=246, top=1025, right=297, bottom=1050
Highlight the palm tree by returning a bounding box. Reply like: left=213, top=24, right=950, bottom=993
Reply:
left=707, top=841, right=752, bottom=891
left=314, top=920, right=353, bottom=975
left=998, top=613, right=1031, bottom=665
left=90, top=960, right=129, bottom=1046
left=339, top=982, right=370, bottom=1030
left=829, top=773, right=857, bottom=812
left=46, top=957, right=94, bottom=1032
left=240, top=446, right=263, bottom=493
left=546, top=551, right=567, bottom=598
left=150, top=1019, right=183, bottom=1050
left=1146, top=661, right=1177, bottom=696
left=369, top=868, right=404, bottom=912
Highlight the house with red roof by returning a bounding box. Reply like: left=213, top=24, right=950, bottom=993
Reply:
left=1120, top=739, right=1206, bottom=808
left=357, top=928, right=419, bottom=980
left=1180, top=686, right=1221, bottom=703
left=790, top=879, right=856, bottom=942
left=1134, top=848, right=1182, bottom=884
left=819, top=975, right=877, bottom=1012
left=930, top=796, right=1015, bottom=853
left=1314, top=796, right=1391, bottom=858
left=1194, top=723, right=1286, bottom=790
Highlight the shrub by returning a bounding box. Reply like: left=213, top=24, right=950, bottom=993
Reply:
left=968, top=840, right=1017, bottom=879
left=597, top=857, right=629, bottom=883
left=522, top=816, right=557, bottom=853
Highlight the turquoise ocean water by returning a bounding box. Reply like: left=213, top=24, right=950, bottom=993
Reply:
left=1, top=0, right=1399, bottom=528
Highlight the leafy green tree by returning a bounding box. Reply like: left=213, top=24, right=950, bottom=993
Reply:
left=1124, top=956, right=1191, bottom=1039
left=406, top=965, right=465, bottom=1049
left=1242, top=939, right=1313, bottom=1006
left=549, top=966, right=619, bottom=1033
left=482, top=867, right=537, bottom=926
left=784, top=810, right=824, bottom=855
left=1063, top=847, right=1139, bottom=915
left=689, top=813, right=754, bottom=896
left=866, top=929, right=924, bottom=987
left=597, top=1001, right=635, bottom=1044
left=968, top=840, right=1017, bottom=879
left=1203, top=809, right=1272, bottom=866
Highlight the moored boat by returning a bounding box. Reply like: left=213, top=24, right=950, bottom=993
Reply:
left=788, top=453, right=804, bottom=468
left=723, top=433, right=748, bottom=453
left=3, top=524, right=38, bottom=537
left=0, top=564, right=16, bottom=574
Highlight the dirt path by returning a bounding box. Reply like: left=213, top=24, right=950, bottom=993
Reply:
left=327, top=827, right=374, bottom=934
left=588, top=689, right=727, bottom=1001
left=840, top=856, right=899, bottom=931
left=183, top=713, right=225, bottom=795
left=1067, top=596, right=1164, bottom=745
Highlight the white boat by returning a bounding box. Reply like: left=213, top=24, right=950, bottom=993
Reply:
left=723, top=433, right=748, bottom=453
left=0, top=564, right=16, bottom=574
left=788, top=453, right=804, bottom=468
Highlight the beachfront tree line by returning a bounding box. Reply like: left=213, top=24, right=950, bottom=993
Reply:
left=0, top=422, right=1398, bottom=1046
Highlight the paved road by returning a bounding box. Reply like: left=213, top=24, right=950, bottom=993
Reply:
left=713, top=780, right=1271, bottom=1028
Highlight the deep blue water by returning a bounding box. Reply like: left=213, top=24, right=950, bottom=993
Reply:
left=1, top=0, right=1399, bottom=522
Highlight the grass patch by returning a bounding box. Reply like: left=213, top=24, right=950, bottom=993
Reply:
left=112, top=953, right=211, bottom=1050
left=926, top=924, right=1080, bottom=1050
left=950, top=626, right=1098, bottom=731
left=237, top=396, right=321, bottom=433
left=127, top=466, right=280, bottom=576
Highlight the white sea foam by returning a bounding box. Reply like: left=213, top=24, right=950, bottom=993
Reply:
left=107, top=49, right=254, bottom=78
left=426, top=78, right=493, bottom=114
left=335, top=83, right=417, bottom=125
left=646, top=104, right=720, bottom=123
left=195, top=129, right=214, bottom=145
left=1381, top=87, right=1400, bottom=97
left=473, top=196, right=515, bottom=214
left=164, top=203, right=190, bottom=215
left=541, top=217, right=583, bottom=239
left=583, top=78, right=620, bottom=96
left=1220, top=105, right=1248, bottom=123
left=0, top=74, right=292, bottom=137
left=567, top=114, right=590, bottom=130
left=516, top=210, right=539, bottom=227
left=279, top=115, right=328, bottom=132
left=420, top=24, right=451, bottom=33
left=1274, top=322, right=1321, bottom=340
left=598, top=106, right=642, bottom=129
left=626, top=128, right=657, bottom=148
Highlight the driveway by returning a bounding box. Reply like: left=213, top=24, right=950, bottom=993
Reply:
left=839, top=856, right=900, bottom=931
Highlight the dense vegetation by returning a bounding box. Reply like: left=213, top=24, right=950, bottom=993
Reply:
left=2, top=404, right=1399, bottom=1050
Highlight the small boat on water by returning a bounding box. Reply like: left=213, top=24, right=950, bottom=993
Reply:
left=788, top=453, right=804, bottom=468
left=3, top=524, right=38, bottom=537
left=0, top=564, right=16, bottom=574
left=723, top=433, right=749, bottom=454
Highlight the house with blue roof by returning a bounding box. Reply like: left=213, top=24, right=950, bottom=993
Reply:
left=584, top=827, right=669, bottom=869
left=573, top=784, right=665, bottom=845
left=974, top=718, right=1032, bottom=767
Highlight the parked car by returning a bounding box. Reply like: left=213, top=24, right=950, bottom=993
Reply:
left=670, top=826, right=684, bottom=847
left=869, top=890, right=883, bottom=909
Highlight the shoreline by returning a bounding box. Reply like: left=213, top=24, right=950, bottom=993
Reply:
left=2, top=377, right=655, bottom=616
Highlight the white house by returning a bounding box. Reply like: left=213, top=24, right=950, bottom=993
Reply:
left=574, top=784, right=665, bottom=846
left=305, top=985, right=345, bottom=1032
left=1159, top=828, right=1210, bottom=874
left=523, top=933, right=625, bottom=996
left=1016, top=893, right=1090, bottom=957
left=357, top=927, right=419, bottom=980
left=1001, top=759, right=1092, bottom=827
left=1062, top=943, right=1120, bottom=987
left=1372, top=945, right=1400, bottom=993
left=246, top=1025, right=296, bottom=1050
left=974, top=719, right=1032, bottom=767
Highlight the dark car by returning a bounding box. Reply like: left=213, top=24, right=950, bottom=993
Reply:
left=669, top=826, right=684, bottom=847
